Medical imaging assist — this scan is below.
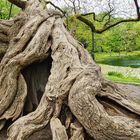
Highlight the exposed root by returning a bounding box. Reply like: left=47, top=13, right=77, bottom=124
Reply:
left=50, top=118, right=68, bottom=140
left=0, top=12, right=55, bottom=121
left=65, top=110, right=73, bottom=129
left=69, top=121, right=84, bottom=140
left=0, top=120, right=6, bottom=131
left=0, top=74, right=27, bottom=121
left=69, top=76, right=140, bottom=140
left=7, top=96, right=55, bottom=140
left=0, top=19, right=13, bottom=59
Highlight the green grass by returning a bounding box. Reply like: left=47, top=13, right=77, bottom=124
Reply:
left=104, top=71, right=140, bottom=86
left=95, top=51, right=140, bottom=68
left=95, top=52, right=140, bottom=85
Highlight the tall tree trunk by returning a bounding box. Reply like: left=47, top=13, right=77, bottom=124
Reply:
left=0, top=0, right=140, bottom=140
left=8, top=4, right=13, bottom=19
left=91, top=29, right=95, bottom=60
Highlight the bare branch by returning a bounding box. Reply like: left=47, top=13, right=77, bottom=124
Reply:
left=96, top=0, right=140, bottom=33
left=134, top=0, right=140, bottom=20
left=72, top=0, right=77, bottom=14
left=96, top=18, right=140, bottom=33
left=63, top=0, right=81, bottom=14
left=8, top=0, right=27, bottom=9
left=80, top=0, right=114, bottom=23
left=81, top=12, right=111, bottom=22
left=77, top=16, right=95, bottom=31
left=77, top=0, right=140, bottom=34
left=46, top=1, right=66, bottom=16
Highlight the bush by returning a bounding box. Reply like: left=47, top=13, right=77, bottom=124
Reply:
left=107, top=71, right=124, bottom=78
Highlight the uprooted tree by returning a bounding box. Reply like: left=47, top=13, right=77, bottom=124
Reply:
left=0, top=0, right=140, bottom=139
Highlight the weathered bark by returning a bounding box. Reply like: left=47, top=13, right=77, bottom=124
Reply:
left=50, top=118, right=68, bottom=140
left=69, top=121, right=84, bottom=140
left=0, top=19, right=13, bottom=59
left=0, top=0, right=140, bottom=140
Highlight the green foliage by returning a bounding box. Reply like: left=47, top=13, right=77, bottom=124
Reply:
left=105, top=71, right=140, bottom=86
left=67, top=14, right=140, bottom=53
left=108, top=71, right=123, bottom=78
left=0, top=0, right=20, bottom=19
left=74, top=20, right=92, bottom=52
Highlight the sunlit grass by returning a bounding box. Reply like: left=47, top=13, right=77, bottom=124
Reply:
left=104, top=71, right=140, bottom=86
left=95, top=51, right=140, bottom=85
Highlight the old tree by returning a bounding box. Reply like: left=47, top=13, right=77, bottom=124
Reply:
left=0, top=0, right=140, bottom=139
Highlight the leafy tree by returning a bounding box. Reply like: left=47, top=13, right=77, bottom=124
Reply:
left=58, top=0, right=140, bottom=59
left=0, top=0, right=20, bottom=19
left=71, top=15, right=140, bottom=54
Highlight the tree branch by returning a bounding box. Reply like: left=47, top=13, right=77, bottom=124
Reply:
left=134, top=0, right=140, bottom=20
left=81, top=11, right=113, bottom=23
left=77, top=16, right=95, bottom=31
left=8, top=0, right=27, bottom=9
left=77, top=0, right=140, bottom=34
left=46, top=1, right=66, bottom=16
left=96, top=18, right=140, bottom=33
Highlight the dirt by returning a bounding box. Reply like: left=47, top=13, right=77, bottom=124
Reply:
left=0, top=84, right=139, bottom=140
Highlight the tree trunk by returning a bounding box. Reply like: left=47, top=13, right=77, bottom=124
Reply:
left=8, top=4, right=13, bottom=19
left=0, top=0, right=140, bottom=140
left=91, top=30, right=95, bottom=60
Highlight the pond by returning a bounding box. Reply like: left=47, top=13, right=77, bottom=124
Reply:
left=96, top=55, right=140, bottom=68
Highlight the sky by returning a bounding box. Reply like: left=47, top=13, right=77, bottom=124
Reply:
left=50, top=0, right=140, bottom=18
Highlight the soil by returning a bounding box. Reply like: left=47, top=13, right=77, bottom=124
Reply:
left=0, top=84, right=140, bottom=140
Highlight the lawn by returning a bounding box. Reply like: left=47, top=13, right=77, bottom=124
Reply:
left=95, top=51, right=140, bottom=85
left=104, top=71, right=140, bottom=86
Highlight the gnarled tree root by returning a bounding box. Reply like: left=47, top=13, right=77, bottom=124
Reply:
left=0, top=0, right=140, bottom=140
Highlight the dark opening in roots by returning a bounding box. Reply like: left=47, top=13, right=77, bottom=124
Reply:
left=21, top=55, right=52, bottom=115
left=96, top=95, right=140, bottom=120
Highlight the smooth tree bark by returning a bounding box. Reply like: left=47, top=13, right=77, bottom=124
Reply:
left=0, top=0, right=140, bottom=140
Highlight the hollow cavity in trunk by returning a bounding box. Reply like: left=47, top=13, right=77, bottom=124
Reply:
left=22, top=55, right=52, bottom=114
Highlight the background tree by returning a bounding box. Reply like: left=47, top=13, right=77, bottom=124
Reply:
left=0, top=0, right=20, bottom=19
left=53, top=0, right=140, bottom=59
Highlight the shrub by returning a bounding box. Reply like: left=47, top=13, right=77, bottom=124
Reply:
left=107, top=71, right=124, bottom=78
